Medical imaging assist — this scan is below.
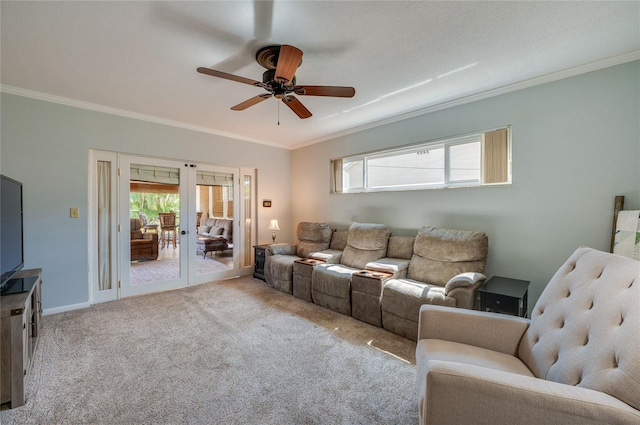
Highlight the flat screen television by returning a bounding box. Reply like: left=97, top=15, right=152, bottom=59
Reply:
left=1, top=174, right=24, bottom=289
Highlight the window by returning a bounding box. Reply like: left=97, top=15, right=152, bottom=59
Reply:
left=331, top=127, right=510, bottom=193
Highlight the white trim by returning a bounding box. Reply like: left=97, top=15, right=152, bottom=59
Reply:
left=291, top=51, right=640, bottom=149
left=43, top=302, right=90, bottom=316
left=0, top=85, right=282, bottom=149
left=2, top=51, right=638, bottom=150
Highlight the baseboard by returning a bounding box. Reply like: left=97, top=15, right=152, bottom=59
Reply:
left=43, top=302, right=91, bottom=316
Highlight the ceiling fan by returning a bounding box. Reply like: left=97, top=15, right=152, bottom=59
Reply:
left=197, top=44, right=355, bottom=119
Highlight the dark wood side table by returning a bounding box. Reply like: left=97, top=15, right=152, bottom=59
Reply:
left=253, top=244, right=270, bottom=281
left=478, top=276, right=529, bottom=317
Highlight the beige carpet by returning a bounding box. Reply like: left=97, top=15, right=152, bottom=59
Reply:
left=0, top=276, right=418, bottom=424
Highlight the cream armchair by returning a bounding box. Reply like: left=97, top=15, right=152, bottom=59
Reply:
left=416, top=247, right=640, bottom=425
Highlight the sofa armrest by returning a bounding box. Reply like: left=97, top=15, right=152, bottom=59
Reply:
left=444, top=272, right=486, bottom=293
left=421, top=360, right=640, bottom=425
left=309, top=249, right=342, bottom=264
left=267, top=243, right=296, bottom=256
left=418, top=305, right=529, bottom=356
left=365, top=258, right=410, bottom=278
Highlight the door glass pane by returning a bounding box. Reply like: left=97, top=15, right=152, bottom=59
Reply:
left=129, top=163, right=180, bottom=285
left=195, top=170, right=234, bottom=275
left=243, top=175, right=252, bottom=268
left=97, top=160, right=112, bottom=291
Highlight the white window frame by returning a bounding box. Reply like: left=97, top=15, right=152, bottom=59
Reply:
left=333, top=127, right=511, bottom=193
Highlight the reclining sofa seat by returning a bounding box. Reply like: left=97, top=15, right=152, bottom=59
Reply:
left=351, top=235, right=416, bottom=326
left=264, top=222, right=333, bottom=293
left=311, top=222, right=391, bottom=316
left=382, top=226, right=488, bottom=340
left=292, top=229, right=349, bottom=301
left=416, top=246, right=640, bottom=424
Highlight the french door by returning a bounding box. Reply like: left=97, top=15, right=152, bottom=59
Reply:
left=89, top=151, right=255, bottom=303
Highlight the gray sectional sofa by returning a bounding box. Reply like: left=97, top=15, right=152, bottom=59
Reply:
left=263, top=221, right=489, bottom=340
left=196, top=217, right=233, bottom=257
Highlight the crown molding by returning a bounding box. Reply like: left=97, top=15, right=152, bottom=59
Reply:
left=0, top=85, right=284, bottom=149
left=3, top=51, right=638, bottom=151
left=291, top=51, right=640, bottom=150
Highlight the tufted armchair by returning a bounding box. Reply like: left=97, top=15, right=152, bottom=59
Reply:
left=416, top=246, right=640, bottom=425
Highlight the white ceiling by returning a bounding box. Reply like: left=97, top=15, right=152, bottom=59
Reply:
left=2, top=1, right=639, bottom=149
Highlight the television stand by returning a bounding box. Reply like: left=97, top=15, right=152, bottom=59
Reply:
left=0, top=268, right=42, bottom=408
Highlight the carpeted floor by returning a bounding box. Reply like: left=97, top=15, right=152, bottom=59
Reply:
left=0, top=276, right=418, bottom=424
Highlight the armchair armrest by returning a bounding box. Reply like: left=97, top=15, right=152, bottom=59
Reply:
left=418, top=305, right=529, bottom=356
left=422, top=360, right=640, bottom=425
left=143, top=233, right=158, bottom=244
left=365, top=258, right=410, bottom=278
left=267, top=243, right=296, bottom=256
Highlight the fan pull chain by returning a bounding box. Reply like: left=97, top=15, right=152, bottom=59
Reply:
left=277, top=100, right=280, bottom=126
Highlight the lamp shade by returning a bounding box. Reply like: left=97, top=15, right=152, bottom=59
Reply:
left=268, top=219, right=280, bottom=230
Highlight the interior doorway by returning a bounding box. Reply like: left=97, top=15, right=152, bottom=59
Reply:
left=88, top=151, right=256, bottom=303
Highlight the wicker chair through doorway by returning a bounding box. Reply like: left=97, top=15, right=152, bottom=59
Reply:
left=158, top=212, right=178, bottom=249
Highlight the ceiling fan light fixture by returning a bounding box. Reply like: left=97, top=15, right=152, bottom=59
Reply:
left=198, top=43, right=355, bottom=120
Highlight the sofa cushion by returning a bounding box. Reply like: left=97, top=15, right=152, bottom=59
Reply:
left=387, top=236, right=415, bottom=260
left=201, top=218, right=233, bottom=243
left=408, top=227, right=488, bottom=285
left=208, top=225, right=224, bottom=236
left=198, top=225, right=211, bottom=235
left=329, top=230, right=349, bottom=251
left=341, top=223, right=390, bottom=269
left=296, top=222, right=332, bottom=258
left=383, top=278, right=455, bottom=322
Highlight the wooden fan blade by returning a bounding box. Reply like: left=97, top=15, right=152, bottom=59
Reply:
left=282, top=96, right=312, bottom=119
left=293, top=85, right=356, bottom=98
left=231, top=94, right=271, bottom=111
left=275, top=45, right=303, bottom=84
left=197, top=67, right=263, bottom=87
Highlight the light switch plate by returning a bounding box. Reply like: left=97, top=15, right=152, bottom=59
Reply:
left=70, top=207, right=80, bottom=218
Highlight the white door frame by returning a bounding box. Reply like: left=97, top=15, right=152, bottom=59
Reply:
left=88, top=150, right=256, bottom=303
left=187, top=162, right=241, bottom=285
left=119, top=155, right=188, bottom=298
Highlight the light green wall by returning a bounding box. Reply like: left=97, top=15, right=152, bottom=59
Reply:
left=2, top=61, right=638, bottom=313
left=0, top=94, right=292, bottom=310
left=290, top=61, right=640, bottom=311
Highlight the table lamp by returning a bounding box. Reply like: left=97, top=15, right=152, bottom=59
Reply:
left=268, top=219, right=280, bottom=243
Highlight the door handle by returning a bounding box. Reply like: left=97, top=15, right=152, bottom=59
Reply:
left=181, top=230, right=187, bottom=235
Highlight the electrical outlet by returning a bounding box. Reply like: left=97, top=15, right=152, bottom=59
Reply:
left=70, top=208, right=80, bottom=218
